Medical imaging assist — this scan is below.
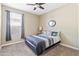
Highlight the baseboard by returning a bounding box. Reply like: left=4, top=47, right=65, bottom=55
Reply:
left=60, top=43, right=79, bottom=51
left=1, top=40, right=24, bottom=47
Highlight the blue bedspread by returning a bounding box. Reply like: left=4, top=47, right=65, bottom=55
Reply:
left=25, top=35, right=46, bottom=55
left=38, top=35, right=54, bottom=46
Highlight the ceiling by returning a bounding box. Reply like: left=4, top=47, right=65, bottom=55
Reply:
left=3, top=3, right=67, bottom=15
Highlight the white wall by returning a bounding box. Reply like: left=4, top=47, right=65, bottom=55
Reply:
left=24, top=13, right=39, bottom=36
left=40, top=4, right=79, bottom=48
left=0, top=4, right=1, bottom=47
left=1, top=3, right=79, bottom=49
left=1, top=5, right=39, bottom=45
left=78, top=4, right=79, bottom=45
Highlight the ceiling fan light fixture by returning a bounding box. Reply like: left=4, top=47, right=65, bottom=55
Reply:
left=27, top=3, right=45, bottom=10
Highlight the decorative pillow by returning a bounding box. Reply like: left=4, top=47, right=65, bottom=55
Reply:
left=46, top=31, right=51, bottom=36
left=42, top=31, right=47, bottom=35
left=51, top=32, right=58, bottom=36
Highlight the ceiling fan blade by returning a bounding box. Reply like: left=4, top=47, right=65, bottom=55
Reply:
left=36, top=3, right=45, bottom=5
left=39, top=6, right=44, bottom=9
left=27, top=4, right=36, bottom=6
left=34, top=7, right=36, bottom=10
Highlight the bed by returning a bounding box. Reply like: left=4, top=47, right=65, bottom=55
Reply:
left=25, top=31, right=61, bottom=55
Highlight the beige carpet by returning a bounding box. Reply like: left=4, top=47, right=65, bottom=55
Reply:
left=0, top=42, right=79, bottom=56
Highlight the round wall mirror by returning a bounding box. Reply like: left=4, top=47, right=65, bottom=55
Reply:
left=48, top=20, right=56, bottom=27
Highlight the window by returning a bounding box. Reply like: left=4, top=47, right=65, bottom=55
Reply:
left=10, top=12, right=23, bottom=39
left=10, top=12, right=22, bottom=26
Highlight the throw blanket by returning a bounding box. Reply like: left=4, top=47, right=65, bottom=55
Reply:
left=26, top=35, right=54, bottom=49
left=25, top=35, right=57, bottom=55
left=25, top=35, right=60, bottom=55
left=38, top=35, right=54, bottom=46
left=26, top=35, right=46, bottom=50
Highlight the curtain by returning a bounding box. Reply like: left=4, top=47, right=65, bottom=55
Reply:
left=21, top=14, right=25, bottom=39
left=6, top=10, right=11, bottom=41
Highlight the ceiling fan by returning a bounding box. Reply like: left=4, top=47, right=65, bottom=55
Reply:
left=27, top=3, right=45, bottom=10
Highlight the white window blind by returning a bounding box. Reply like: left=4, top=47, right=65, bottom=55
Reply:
left=10, top=12, right=22, bottom=26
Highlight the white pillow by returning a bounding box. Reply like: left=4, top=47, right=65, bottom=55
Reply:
left=42, top=31, right=47, bottom=35
left=46, top=31, right=51, bottom=36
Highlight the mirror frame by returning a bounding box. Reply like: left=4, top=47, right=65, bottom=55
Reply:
left=48, top=20, right=56, bottom=27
